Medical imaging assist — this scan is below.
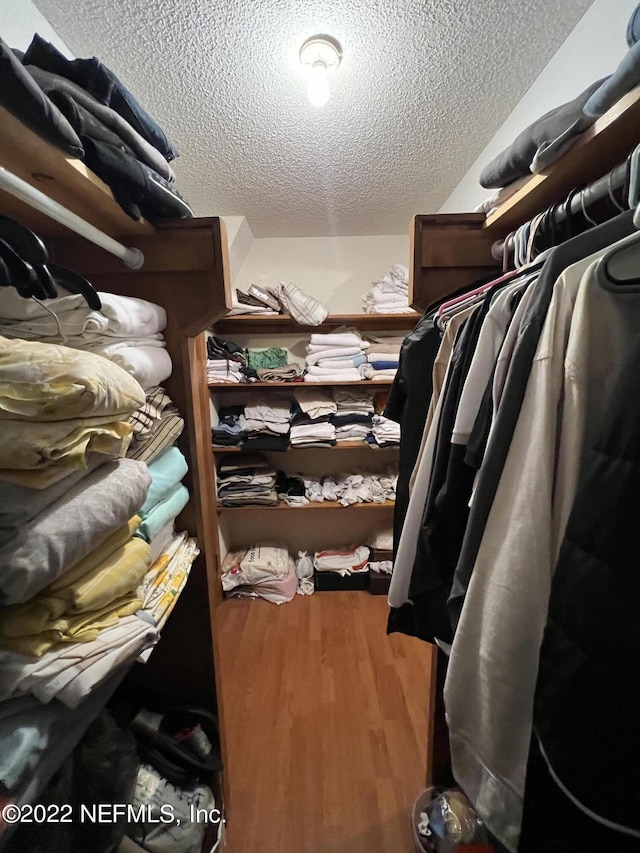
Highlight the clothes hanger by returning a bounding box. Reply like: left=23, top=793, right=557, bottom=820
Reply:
left=0, top=215, right=49, bottom=267
left=47, top=264, right=102, bottom=310
left=0, top=238, right=44, bottom=298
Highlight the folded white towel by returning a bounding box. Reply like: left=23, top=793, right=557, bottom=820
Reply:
left=104, top=345, right=172, bottom=389
left=306, top=347, right=367, bottom=365
left=309, top=332, right=363, bottom=348
left=303, top=372, right=362, bottom=383
left=307, top=364, right=362, bottom=376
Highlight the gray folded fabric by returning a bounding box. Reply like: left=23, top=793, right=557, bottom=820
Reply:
left=584, top=39, right=640, bottom=119
left=27, top=65, right=174, bottom=182
left=0, top=458, right=151, bottom=605
left=480, top=78, right=605, bottom=188
left=0, top=454, right=104, bottom=548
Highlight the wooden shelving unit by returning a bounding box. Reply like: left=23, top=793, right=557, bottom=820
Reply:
left=0, top=108, right=231, bottom=830
left=484, top=84, right=640, bottom=235
left=209, top=378, right=395, bottom=389
left=214, top=312, right=418, bottom=335
left=219, top=500, right=395, bottom=512
left=213, top=440, right=398, bottom=452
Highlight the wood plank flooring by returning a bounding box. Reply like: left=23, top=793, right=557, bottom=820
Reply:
left=217, top=592, right=433, bottom=853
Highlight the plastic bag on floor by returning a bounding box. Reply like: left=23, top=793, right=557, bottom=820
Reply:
left=128, top=763, right=220, bottom=853
left=296, top=551, right=314, bottom=595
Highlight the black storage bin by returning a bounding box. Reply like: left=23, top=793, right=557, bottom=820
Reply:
left=313, top=569, right=370, bottom=591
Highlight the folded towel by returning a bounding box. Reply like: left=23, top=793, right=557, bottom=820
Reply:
left=137, top=483, right=189, bottom=543
left=256, top=364, right=303, bottom=382
left=304, top=372, right=362, bottom=383
left=306, top=347, right=367, bottom=365
left=315, top=356, right=367, bottom=369
left=309, top=332, right=363, bottom=348
left=97, top=345, right=172, bottom=390
left=140, top=446, right=188, bottom=514
left=276, top=282, right=328, bottom=326
left=367, top=360, right=400, bottom=370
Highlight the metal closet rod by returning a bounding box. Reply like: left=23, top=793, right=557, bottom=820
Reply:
left=0, top=165, right=144, bottom=269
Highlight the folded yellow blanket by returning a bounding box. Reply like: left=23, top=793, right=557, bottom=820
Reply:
left=0, top=523, right=151, bottom=655
left=0, top=336, right=145, bottom=421
left=1, top=595, right=143, bottom=657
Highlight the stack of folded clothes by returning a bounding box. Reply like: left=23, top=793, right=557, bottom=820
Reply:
left=290, top=387, right=337, bottom=448
left=0, top=336, right=160, bottom=704
left=1, top=34, right=190, bottom=224
left=240, top=394, right=292, bottom=452
left=313, top=545, right=370, bottom=577
left=359, top=336, right=403, bottom=381
left=211, top=404, right=245, bottom=448
left=361, top=264, right=416, bottom=315
left=216, top=455, right=279, bottom=507
left=126, top=386, right=185, bottom=462
left=221, top=542, right=297, bottom=604
left=332, top=387, right=374, bottom=443
left=0, top=288, right=172, bottom=390
left=304, top=330, right=369, bottom=382
left=246, top=346, right=303, bottom=383
left=367, top=415, right=401, bottom=447
left=206, top=335, right=251, bottom=384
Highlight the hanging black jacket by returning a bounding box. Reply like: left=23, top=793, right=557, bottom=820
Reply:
left=528, top=336, right=640, bottom=843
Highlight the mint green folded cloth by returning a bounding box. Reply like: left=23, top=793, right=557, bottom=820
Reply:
left=140, top=446, right=188, bottom=515
left=137, top=484, right=189, bottom=543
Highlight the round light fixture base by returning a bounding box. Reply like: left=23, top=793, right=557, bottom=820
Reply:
left=299, top=35, right=342, bottom=72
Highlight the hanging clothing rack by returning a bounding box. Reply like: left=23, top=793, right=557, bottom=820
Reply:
left=0, top=166, right=144, bottom=269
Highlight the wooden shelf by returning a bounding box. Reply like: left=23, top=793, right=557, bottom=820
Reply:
left=0, top=106, right=155, bottom=238
left=213, top=440, right=399, bottom=453
left=209, top=379, right=395, bottom=389
left=214, top=312, right=418, bottom=334
left=484, top=83, right=640, bottom=234
left=219, top=500, right=395, bottom=511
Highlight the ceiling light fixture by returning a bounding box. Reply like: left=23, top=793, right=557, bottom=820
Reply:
left=299, top=35, right=342, bottom=109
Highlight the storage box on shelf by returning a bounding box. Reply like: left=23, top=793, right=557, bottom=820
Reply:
left=0, top=108, right=232, bottom=832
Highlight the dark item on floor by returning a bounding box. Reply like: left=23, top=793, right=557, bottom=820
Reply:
left=314, top=569, right=369, bottom=591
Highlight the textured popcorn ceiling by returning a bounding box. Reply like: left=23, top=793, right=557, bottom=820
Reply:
left=36, top=0, right=593, bottom=237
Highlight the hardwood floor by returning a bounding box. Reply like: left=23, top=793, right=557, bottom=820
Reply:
left=217, top=592, right=433, bottom=853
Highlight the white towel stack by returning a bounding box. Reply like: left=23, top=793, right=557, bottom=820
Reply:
left=362, top=264, right=416, bottom=315
left=304, top=331, right=369, bottom=383
left=0, top=289, right=171, bottom=390
left=206, top=359, right=244, bottom=384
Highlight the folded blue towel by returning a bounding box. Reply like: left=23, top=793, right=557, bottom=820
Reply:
left=141, top=445, right=188, bottom=515
left=137, top=483, right=189, bottom=543
left=368, top=359, right=399, bottom=370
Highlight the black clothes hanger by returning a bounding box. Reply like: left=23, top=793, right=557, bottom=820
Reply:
left=47, top=264, right=102, bottom=310
left=0, top=215, right=49, bottom=267
left=0, top=238, right=42, bottom=298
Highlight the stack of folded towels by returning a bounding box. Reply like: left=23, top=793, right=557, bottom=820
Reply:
left=216, top=455, right=279, bottom=507
left=134, top=446, right=190, bottom=552
left=290, top=387, right=337, bottom=448
left=0, top=288, right=172, bottom=390
left=0, top=336, right=159, bottom=703
left=359, top=335, right=404, bottom=381
left=313, top=546, right=370, bottom=577
left=361, top=264, right=416, bottom=315
left=304, top=330, right=369, bottom=382
left=240, top=394, right=292, bottom=452
left=332, top=388, right=374, bottom=443
left=221, top=542, right=297, bottom=604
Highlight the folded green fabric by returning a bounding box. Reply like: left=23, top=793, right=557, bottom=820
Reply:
left=136, top=484, right=189, bottom=543
left=140, top=445, right=188, bottom=514
left=247, top=347, right=288, bottom=370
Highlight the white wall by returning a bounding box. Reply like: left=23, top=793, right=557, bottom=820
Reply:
left=234, top=234, right=410, bottom=312
left=0, top=0, right=72, bottom=55
left=441, top=0, right=638, bottom=213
